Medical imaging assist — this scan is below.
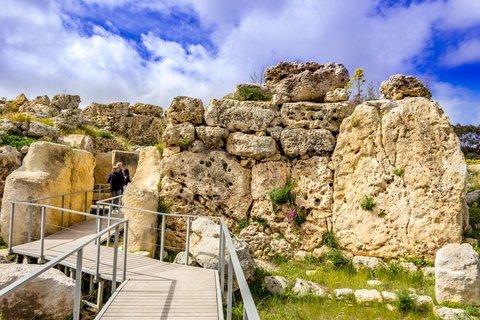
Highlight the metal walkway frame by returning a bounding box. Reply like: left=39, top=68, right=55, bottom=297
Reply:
left=0, top=187, right=260, bottom=320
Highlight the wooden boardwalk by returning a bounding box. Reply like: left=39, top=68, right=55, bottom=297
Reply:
left=12, top=217, right=220, bottom=320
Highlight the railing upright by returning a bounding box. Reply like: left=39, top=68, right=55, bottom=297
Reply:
left=39, top=206, right=46, bottom=261
left=220, top=229, right=226, bottom=302
left=73, top=248, right=83, bottom=320
left=160, top=214, right=165, bottom=261
left=227, top=255, right=233, bottom=320
left=122, top=220, right=128, bottom=281
left=8, top=203, right=14, bottom=254
left=185, top=217, right=191, bottom=266
left=27, top=203, right=33, bottom=242
left=61, top=195, right=65, bottom=230
left=112, top=225, right=119, bottom=293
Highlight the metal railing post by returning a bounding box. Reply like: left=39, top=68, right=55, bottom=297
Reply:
left=112, top=225, right=120, bottom=293
left=107, top=204, right=112, bottom=247
left=61, top=195, right=65, bottom=230
left=160, top=214, right=166, bottom=261
left=221, top=229, right=226, bottom=302
left=227, top=255, right=233, bottom=320
left=218, top=223, right=223, bottom=274
left=73, top=248, right=83, bottom=320
left=40, top=206, right=46, bottom=261
left=122, top=221, right=128, bottom=282
left=98, top=185, right=101, bottom=202
left=185, top=217, right=191, bottom=266
left=27, top=204, right=33, bottom=243
left=95, top=218, right=101, bottom=282
left=244, top=305, right=247, bottom=320
left=84, top=191, right=88, bottom=221
left=8, top=202, right=15, bottom=254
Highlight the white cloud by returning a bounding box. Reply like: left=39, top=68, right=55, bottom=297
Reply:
left=442, top=39, right=480, bottom=67
left=0, top=0, right=478, bottom=125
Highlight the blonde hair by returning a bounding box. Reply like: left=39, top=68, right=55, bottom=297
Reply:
left=112, top=166, right=119, bottom=173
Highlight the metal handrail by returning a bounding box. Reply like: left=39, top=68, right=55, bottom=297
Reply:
left=0, top=213, right=127, bottom=320
left=97, top=198, right=261, bottom=320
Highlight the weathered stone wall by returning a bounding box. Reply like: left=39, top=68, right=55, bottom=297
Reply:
left=0, top=142, right=95, bottom=246
left=112, top=150, right=139, bottom=180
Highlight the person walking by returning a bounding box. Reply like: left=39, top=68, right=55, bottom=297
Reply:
left=123, top=168, right=131, bottom=189
left=107, top=166, right=125, bottom=211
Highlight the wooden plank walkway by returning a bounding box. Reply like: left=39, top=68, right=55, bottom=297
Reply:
left=12, top=216, right=219, bottom=320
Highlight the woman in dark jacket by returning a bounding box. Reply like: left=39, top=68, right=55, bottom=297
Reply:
left=107, top=166, right=125, bottom=210
left=124, top=168, right=131, bottom=187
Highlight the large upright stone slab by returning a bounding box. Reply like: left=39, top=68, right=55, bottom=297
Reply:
left=264, top=62, right=349, bottom=102
left=0, top=142, right=95, bottom=246
left=112, top=150, right=140, bottom=180
left=124, top=147, right=163, bottom=255
left=332, top=98, right=467, bottom=260
left=436, top=243, right=480, bottom=306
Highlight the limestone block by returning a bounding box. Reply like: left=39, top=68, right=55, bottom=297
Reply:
left=266, top=126, right=283, bottom=141
left=165, top=96, right=204, bottom=124
left=13, top=93, right=28, bottom=107
left=354, top=289, right=383, bottom=304
left=380, top=74, right=432, bottom=100
left=292, top=157, right=333, bottom=210
left=163, top=146, right=181, bottom=157
left=0, top=264, right=75, bottom=320
left=264, top=62, right=349, bottom=102
left=130, top=103, right=163, bottom=117
left=162, top=122, right=195, bottom=147
left=240, top=224, right=271, bottom=253
left=281, top=101, right=354, bottom=131
left=292, top=279, right=326, bottom=297
left=263, top=276, right=289, bottom=295
left=269, top=238, right=293, bottom=257
left=312, top=246, right=333, bottom=259
left=112, top=115, right=167, bottom=145
left=436, top=307, right=467, bottom=320
left=227, top=132, right=276, bottom=160
left=0, top=142, right=95, bottom=246
left=333, top=98, right=467, bottom=260
left=196, top=126, right=229, bottom=149
left=112, top=150, right=139, bottom=180
left=204, top=98, right=278, bottom=132
left=82, top=102, right=132, bottom=117
left=0, top=146, right=21, bottom=194
left=159, top=150, right=252, bottom=220
left=334, top=288, right=353, bottom=300
left=173, top=252, right=198, bottom=266
left=399, top=262, right=418, bottom=273
left=382, top=291, right=398, bottom=302
left=352, top=256, right=382, bottom=270
left=0, top=119, right=20, bottom=134
left=62, top=134, right=94, bottom=153
left=324, top=88, right=349, bottom=102
left=124, top=147, right=162, bottom=254
left=280, top=128, right=335, bottom=157
left=94, top=152, right=112, bottom=184
left=54, top=109, right=86, bottom=131
left=435, top=243, right=480, bottom=305
left=251, top=161, right=290, bottom=200
left=26, top=121, right=61, bottom=140
left=51, top=94, right=81, bottom=110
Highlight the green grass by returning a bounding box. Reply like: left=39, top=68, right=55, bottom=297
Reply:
left=237, top=87, right=271, bottom=101
left=393, top=166, right=404, bottom=177
left=236, top=256, right=438, bottom=320
left=0, top=235, right=7, bottom=249
left=97, top=130, right=113, bottom=139
left=360, top=195, right=375, bottom=211
left=468, top=168, right=480, bottom=192
left=1, top=132, right=39, bottom=150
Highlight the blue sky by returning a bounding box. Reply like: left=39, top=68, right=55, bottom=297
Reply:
left=0, top=0, right=479, bottom=125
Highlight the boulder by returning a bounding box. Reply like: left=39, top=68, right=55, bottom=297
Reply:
left=124, top=147, right=163, bottom=254
left=165, top=96, right=204, bottom=124
left=435, top=243, right=480, bottom=305
left=380, top=74, right=432, bottom=100
left=264, top=62, right=349, bottom=102
left=204, top=99, right=278, bottom=132
left=94, top=152, right=113, bottom=184
left=0, top=142, right=95, bottom=246
left=0, top=146, right=22, bottom=199
left=54, top=109, right=86, bottom=131
left=13, top=93, right=28, bottom=108
left=334, top=288, right=354, bottom=300
left=111, top=115, right=167, bottom=145
left=159, top=150, right=252, bottom=221
left=382, top=291, right=398, bottom=302
left=50, top=94, right=81, bottom=110
left=399, top=262, right=418, bottom=273
left=0, top=264, right=75, bottom=319
left=239, top=223, right=271, bottom=257
left=352, top=256, right=382, bottom=270
left=263, top=276, right=289, bottom=295
left=280, top=128, right=335, bottom=157
left=82, top=102, right=132, bottom=117
left=190, top=218, right=256, bottom=283
left=281, top=101, right=354, bottom=131
left=436, top=307, right=467, bottom=320
left=269, top=238, right=294, bottom=258
left=162, top=122, right=196, bottom=147
left=62, top=134, right=94, bottom=154
left=292, top=278, right=326, bottom=297
left=333, top=98, right=467, bottom=260
left=26, top=121, right=62, bottom=141
left=354, top=289, right=383, bottom=304
left=226, top=132, right=276, bottom=160
left=196, top=126, right=229, bottom=149
left=173, top=252, right=198, bottom=266
left=130, top=103, right=163, bottom=117
left=467, top=190, right=480, bottom=204
left=0, top=119, right=21, bottom=134
left=324, top=88, right=349, bottom=102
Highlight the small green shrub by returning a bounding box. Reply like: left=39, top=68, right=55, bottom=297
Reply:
left=8, top=113, right=32, bottom=123
left=351, top=116, right=360, bottom=127
left=250, top=267, right=272, bottom=298
left=1, top=132, right=39, bottom=151
left=237, top=87, right=271, bottom=101
left=393, top=166, right=404, bottom=176
left=360, top=195, right=375, bottom=211
left=252, top=217, right=269, bottom=228
left=157, top=198, right=171, bottom=213
left=327, top=249, right=352, bottom=269
left=322, top=231, right=338, bottom=249
left=237, top=217, right=249, bottom=231
left=378, top=210, right=386, bottom=218
left=69, top=145, right=79, bottom=149
left=98, top=130, right=113, bottom=139
left=155, top=142, right=164, bottom=155
left=0, top=235, right=7, bottom=249
left=393, top=290, right=417, bottom=312
left=268, top=176, right=295, bottom=204
left=179, top=139, right=193, bottom=151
